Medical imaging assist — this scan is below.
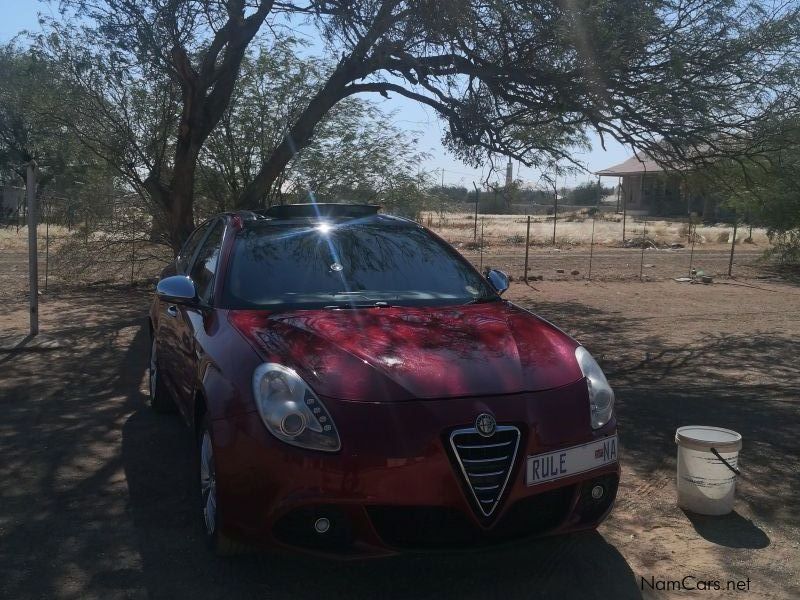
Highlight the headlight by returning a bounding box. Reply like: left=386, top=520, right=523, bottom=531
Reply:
left=252, top=363, right=341, bottom=452
left=575, top=346, right=615, bottom=430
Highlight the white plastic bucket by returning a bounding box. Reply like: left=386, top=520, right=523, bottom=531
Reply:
left=675, top=426, right=742, bottom=515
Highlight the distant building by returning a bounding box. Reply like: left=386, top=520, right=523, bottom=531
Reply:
left=597, top=153, right=716, bottom=218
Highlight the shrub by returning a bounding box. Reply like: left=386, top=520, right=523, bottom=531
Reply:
left=767, top=229, right=800, bottom=264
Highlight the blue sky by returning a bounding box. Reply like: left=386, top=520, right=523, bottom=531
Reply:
left=0, top=0, right=632, bottom=188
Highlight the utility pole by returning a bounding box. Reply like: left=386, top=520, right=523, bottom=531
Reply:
left=27, top=161, right=39, bottom=336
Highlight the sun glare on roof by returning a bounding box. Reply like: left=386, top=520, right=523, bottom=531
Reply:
left=317, top=222, right=333, bottom=234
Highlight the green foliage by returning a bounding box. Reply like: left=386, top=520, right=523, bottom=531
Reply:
left=197, top=40, right=432, bottom=219
left=0, top=43, right=97, bottom=191
left=691, top=116, right=800, bottom=262
left=436, top=186, right=470, bottom=203
left=478, top=193, right=514, bottom=214
left=768, top=230, right=800, bottom=264
left=562, top=182, right=614, bottom=206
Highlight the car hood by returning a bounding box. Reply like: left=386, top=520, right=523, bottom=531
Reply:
left=228, top=301, right=582, bottom=402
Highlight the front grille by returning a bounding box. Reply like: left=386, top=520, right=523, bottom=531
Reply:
left=449, top=425, right=521, bottom=517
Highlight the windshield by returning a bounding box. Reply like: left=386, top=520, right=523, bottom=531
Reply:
left=222, top=219, right=497, bottom=309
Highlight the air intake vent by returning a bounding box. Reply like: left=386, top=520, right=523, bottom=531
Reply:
left=449, top=426, right=521, bottom=517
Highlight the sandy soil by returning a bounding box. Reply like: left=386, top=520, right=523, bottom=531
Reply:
left=1, top=276, right=799, bottom=599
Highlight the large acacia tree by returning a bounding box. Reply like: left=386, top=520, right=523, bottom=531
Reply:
left=198, top=38, right=430, bottom=212
left=45, top=0, right=800, bottom=251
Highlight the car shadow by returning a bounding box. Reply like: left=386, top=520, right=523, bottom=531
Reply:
left=683, top=510, right=770, bottom=549
left=120, top=400, right=642, bottom=599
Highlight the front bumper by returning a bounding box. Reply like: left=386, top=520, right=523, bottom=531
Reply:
left=211, top=379, right=620, bottom=557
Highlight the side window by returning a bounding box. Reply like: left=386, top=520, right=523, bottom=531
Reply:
left=176, top=221, right=211, bottom=273
left=190, top=221, right=225, bottom=304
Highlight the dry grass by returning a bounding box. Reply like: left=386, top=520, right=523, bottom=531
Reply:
left=0, top=224, right=72, bottom=253
left=1, top=224, right=168, bottom=288
left=422, top=211, right=771, bottom=248
left=0, top=225, right=71, bottom=251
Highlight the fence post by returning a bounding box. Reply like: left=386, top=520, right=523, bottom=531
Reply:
left=639, top=218, right=647, bottom=281
left=588, top=210, right=597, bottom=281
left=552, top=185, right=558, bottom=245
left=45, top=197, right=50, bottom=292
left=479, top=217, right=484, bottom=273
left=728, top=218, right=738, bottom=277
left=130, top=212, right=136, bottom=285
left=523, top=215, right=531, bottom=284
left=472, top=182, right=479, bottom=242
left=26, top=161, right=39, bottom=336
left=621, top=187, right=627, bottom=244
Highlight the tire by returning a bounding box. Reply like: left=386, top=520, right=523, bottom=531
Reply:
left=197, top=412, right=249, bottom=556
left=148, top=335, right=176, bottom=413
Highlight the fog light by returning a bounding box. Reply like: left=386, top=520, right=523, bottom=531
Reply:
left=314, top=517, right=331, bottom=534
left=591, top=484, right=605, bottom=500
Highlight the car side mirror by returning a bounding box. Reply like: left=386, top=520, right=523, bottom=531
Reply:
left=486, top=269, right=510, bottom=295
left=156, top=275, right=197, bottom=304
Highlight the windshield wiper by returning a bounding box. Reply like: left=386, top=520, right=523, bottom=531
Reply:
left=323, top=301, right=395, bottom=309
left=463, top=296, right=499, bottom=305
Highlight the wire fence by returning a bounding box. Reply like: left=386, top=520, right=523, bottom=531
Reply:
left=427, top=211, right=771, bottom=283
left=2, top=190, right=171, bottom=289
left=1, top=191, right=773, bottom=291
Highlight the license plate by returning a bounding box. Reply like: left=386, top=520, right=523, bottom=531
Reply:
left=526, top=435, right=618, bottom=486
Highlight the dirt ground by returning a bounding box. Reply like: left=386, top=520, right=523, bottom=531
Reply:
left=1, top=272, right=799, bottom=599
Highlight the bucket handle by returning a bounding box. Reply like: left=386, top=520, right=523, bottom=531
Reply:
left=710, top=447, right=741, bottom=477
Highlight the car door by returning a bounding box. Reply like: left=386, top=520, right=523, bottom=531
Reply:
left=157, top=220, right=213, bottom=403
left=170, top=219, right=226, bottom=417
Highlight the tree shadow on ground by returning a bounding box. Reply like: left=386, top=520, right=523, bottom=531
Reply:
left=529, top=299, right=800, bottom=524
left=0, top=287, right=642, bottom=600
left=3, top=287, right=798, bottom=599
left=0, top=288, right=152, bottom=600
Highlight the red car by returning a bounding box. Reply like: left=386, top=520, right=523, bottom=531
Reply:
left=149, top=203, right=619, bottom=556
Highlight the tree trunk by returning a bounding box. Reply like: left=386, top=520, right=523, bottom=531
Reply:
left=144, top=138, right=198, bottom=254
left=168, top=119, right=201, bottom=251
left=235, top=59, right=366, bottom=209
